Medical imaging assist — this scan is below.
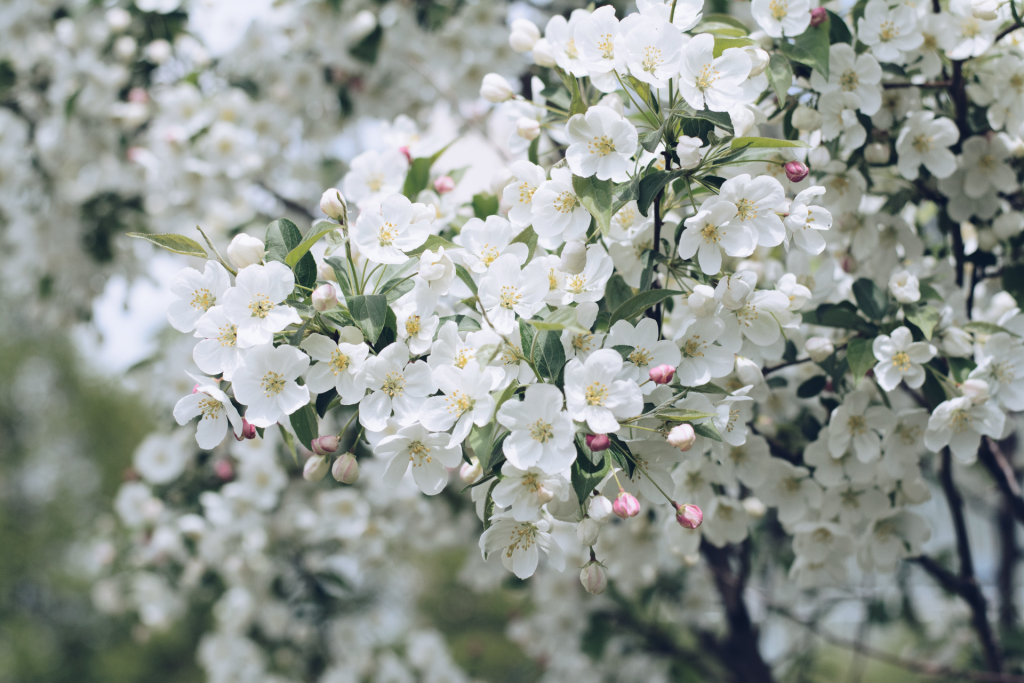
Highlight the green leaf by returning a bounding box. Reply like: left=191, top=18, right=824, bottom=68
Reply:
left=126, top=232, right=208, bottom=258
left=852, top=278, right=889, bottom=321
left=404, top=233, right=459, bottom=257
left=846, top=337, right=876, bottom=383
left=472, top=193, right=499, bottom=218
left=730, top=137, right=809, bottom=149
left=278, top=424, right=298, bottom=464
left=904, top=305, right=940, bottom=340
left=779, top=21, right=831, bottom=79
left=528, top=136, right=540, bottom=165
left=286, top=221, right=336, bottom=269
left=533, top=330, right=566, bottom=382
left=266, top=217, right=316, bottom=289
left=693, top=14, right=751, bottom=35
left=827, top=10, right=853, bottom=43
left=376, top=258, right=419, bottom=298
left=347, top=294, right=389, bottom=344
left=612, top=344, right=634, bottom=362
left=607, top=434, right=635, bottom=479
left=402, top=144, right=451, bottom=199
left=289, top=404, right=319, bottom=452
left=689, top=382, right=728, bottom=394
left=455, top=263, right=478, bottom=295
left=324, top=255, right=355, bottom=298
left=685, top=106, right=734, bottom=133
left=767, top=54, right=793, bottom=105
left=604, top=274, right=633, bottom=313
left=637, top=169, right=684, bottom=217
left=572, top=175, right=614, bottom=236
left=315, top=388, right=339, bottom=418
left=963, top=321, right=1020, bottom=337
left=610, top=289, right=684, bottom=324
left=948, top=357, right=977, bottom=383
left=349, top=24, right=382, bottom=63
left=692, top=421, right=723, bottom=442
left=572, top=444, right=610, bottom=506
left=566, top=73, right=587, bottom=116
left=657, top=409, right=719, bottom=421
left=436, top=314, right=481, bottom=336
left=797, top=375, right=827, bottom=399
left=803, top=301, right=878, bottom=334
left=713, top=36, right=756, bottom=57
left=510, top=226, right=538, bottom=264
left=1003, top=264, right=1024, bottom=306
left=638, top=125, right=665, bottom=153
left=528, top=307, right=587, bottom=335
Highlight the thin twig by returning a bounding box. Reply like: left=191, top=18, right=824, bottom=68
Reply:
left=979, top=438, right=1024, bottom=526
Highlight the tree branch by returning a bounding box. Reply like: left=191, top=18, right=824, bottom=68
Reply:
left=979, top=437, right=1024, bottom=526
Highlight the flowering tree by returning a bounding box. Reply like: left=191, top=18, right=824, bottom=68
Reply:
left=98, top=0, right=1024, bottom=681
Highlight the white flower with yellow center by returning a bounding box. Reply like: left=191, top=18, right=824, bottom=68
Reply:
left=352, top=193, right=431, bottom=264
left=393, top=285, right=440, bottom=356
left=531, top=166, right=592, bottom=246
left=678, top=198, right=756, bottom=276
left=959, top=135, right=1017, bottom=199
left=168, top=260, right=230, bottom=333
left=573, top=5, right=625, bottom=79
left=608, top=222, right=654, bottom=287
left=564, top=245, right=615, bottom=304
left=543, top=9, right=592, bottom=78
left=857, top=0, right=923, bottom=63
left=457, top=215, right=529, bottom=273
left=478, top=253, right=548, bottom=335
left=564, top=349, right=644, bottom=432
left=784, top=186, right=834, bottom=254
left=479, top=513, right=565, bottom=579
left=342, top=148, right=408, bottom=209
left=221, top=261, right=301, bottom=348
left=895, top=111, right=959, bottom=180
left=421, top=361, right=500, bottom=447
left=718, top=174, right=787, bottom=248
left=231, top=343, right=310, bottom=429
left=560, top=301, right=605, bottom=362
left=502, top=160, right=547, bottom=228
left=193, top=306, right=246, bottom=381
left=174, top=373, right=244, bottom=449
left=497, top=383, right=576, bottom=474
left=492, top=463, right=571, bottom=521
left=636, top=0, right=703, bottom=32
left=810, top=44, right=882, bottom=115
left=872, top=326, right=936, bottom=392
left=357, top=342, right=436, bottom=432
left=828, top=390, right=896, bottom=463
left=606, top=318, right=681, bottom=392
left=946, top=0, right=998, bottom=59
left=969, top=333, right=1024, bottom=410
left=300, top=333, right=369, bottom=404
left=753, top=459, right=822, bottom=526
left=375, top=424, right=463, bottom=495
left=622, top=16, right=684, bottom=88
left=751, top=0, right=810, bottom=38
left=925, top=394, right=1006, bottom=463
left=678, top=34, right=751, bottom=113
left=675, top=315, right=734, bottom=386
left=565, top=106, right=638, bottom=182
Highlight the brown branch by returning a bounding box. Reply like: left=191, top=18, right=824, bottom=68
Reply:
left=882, top=81, right=951, bottom=89
left=979, top=437, right=1024, bottom=526
left=257, top=182, right=316, bottom=221
left=998, top=503, right=1018, bottom=629
left=763, top=344, right=848, bottom=376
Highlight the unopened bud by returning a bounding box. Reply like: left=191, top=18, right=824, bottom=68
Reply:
left=792, top=105, right=822, bottom=132
left=586, top=433, right=610, bottom=452
left=676, top=135, right=705, bottom=170
left=805, top=336, right=835, bottom=362
left=460, top=457, right=482, bottom=483
left=576, top=517, right=601, bottom=546
left=809, top=6, right=827, bottom=26
left=962, top=378, right=990, bottom=405
left=235, top=418, right=257, bottom=441
left=312, top=284, right=338, bottom=312
left=743, top=496, right=767, bottom=518
left=888, top=270, right=920, bottom=304
left=311, top=435, right=340, bottom=456
left=192, top=384, right=202, bottom=394
left=864, top=142, right=890, bottom=165
left=674, top=502, right=703, bottom=529
left=588, top=495, right=613, bottom=522
left=320, top=188, right=348, bottom=223
left=745, top=47, right=770, bottom=77
left=509, top=19, right=541, bottom=52
left=559, top=241, right=587, bottom=275
left=480, top=73, right=514, bottom=103
left=303, top=455, right=329, bottom=482
left=784, top=160, right=809, bottom=183
left=972, top=0, right=999, bottom=20
left=434, top=175, right=455, bottom=194
left=320, top=263, right=337, bottom=282
left=649, top=364, right=675, bottom=385
left=332, top=453, right=360, bottom=484
left=580, top=561, right=608, bottom=594
left=612, top=488, right=640, bottom=519
left=516, top=117, right=541, bottom=141
left=532, top=38, right=556, bottom=67
left=398, top=146, right=412, bottom=164
left=226, top=233, right=266, bottom=269
left=688, top=284, right=717, bottom=316
left=667, top=424, right=696, bottom=451
left=214, top=459, right=234, bottom=481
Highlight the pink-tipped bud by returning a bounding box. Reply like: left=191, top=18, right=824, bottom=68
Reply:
left=576, top=517, right=600, bottom=545
left=398, top=146, right=412, bottom=164
left=311, top=435, right=340, bottom=456
left=214, top=459, right=234, bottom=481
left=235, top=418, right=257, bottom=441
left=809, top=7, right=827, bottom=26
left=433, top=175, right=455, bottom=194
left=667, top=424, right=696, bottom=451
left=460, top=457, right=482, bottom=483
left=192, top=384, right=201, bottom=394
left=588, top=495, right=613, bottom=522
left=586, top=434, right=611, bottom=452
left=612, top=488, right=641, bottom=519
left=649, top=364, right=675, bottom=385
left=674, top=502, right=703, bottom=529
left=784, top=160, right=809, bottom=183
left=580, top=561, right=608, bottom=595
left=312, top=284, right=338, bottom=312
left=332, top=453, right=359, bottom=485
left=303, top=455, right=329, bottom=482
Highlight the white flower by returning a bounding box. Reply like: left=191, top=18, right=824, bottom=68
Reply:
left=702, top=495, right=750, bottom=546
left=417, top=247, right=456, bottom=295
left=751, top=0, right=811, bottom=38
left=969, top=333, right=1024, bottom=410
left=946, top=0, right=998, bottom=59
left=352, top=193, right=431, bottom=264
left=811, top=44, right=882, bottom=115
left=503, top=161, right=547, bottom=228
left=133, top=431, right=192, bottom=485
left=925, top=395, right=1005, bottom=463
left=678, top=199, right=756, bottom=275
left=717, top=173, right=786, bottom=248
left=606, top=317, right=681, bottom=390
left=300, top=333, right=369, bottom=404
left=457, top=215, right=529, bottom=272
left=818, top=92, right=867, bottom=154
left=622, top=16, right=684, bottom=88
left=721, top=289, right=791, bottom=349
left=857, top=0, right=923, bottom=63
left=564, top=349, right=644, bottom=432
left=479, top=514, right=566, bottom=579
left=888, top=271, right=920, bottom=303
left=895, top=112, right=959, bottom=180
left=394, top=286, right=439, bottom=356
left=573, top=6, right=625, bottom=77
left=674, top=316, right=734, bottom=386
left=497, top=383, right=576, bottom=473
left=754, top=459, right=822, bottom=526
left=563, top=244, right=614, bottom=303
left=716, top=434, right=771, bottom=488
left=358, top=342, right=435, bottom=432
left=478, top=254, right=548, bottom=335
left=193, top=306, right=246, bottom=381
left=859, top=509, right=930, bottom=572
left=221, top=262, right=301, bottom=348
left=481, top=73, right=515, bottom=102
left=226, top=233, right=266, bottom=269
left=531, top=167, right=592, bottom=245
left=607, top=222, right=654, bottom=287
left=342, top=148, right=408, bottom=209
left=828, top=390, right=896, bottom=463
left=872, top=326, right=936, bottom=392
left=637, top=0, right=703, bottom=32
left=543, top=10, right=592, bottom=77
left=678, top=34, right=751, bottom=113
left=560, top=302, right=605, bottom=361
left=960, top=135, right=1017, bottom=198
left=509, top=19, right=541, bottom=52
left=167, top=261, right=231, bottom=333
left=784, top=186, right=833, bottom=254
left=492, top=464, right=571, bottom=521
left=565, top=107, right=638, bottom=182
left=676, top=135, right=707, bottom=169
left=421, top=361, right=499, bottom=446
left=376, top=424, right=463, bottom=495
left=174, top=374, right=243, bottom=449
left=231, top=344, right=310, bottom=428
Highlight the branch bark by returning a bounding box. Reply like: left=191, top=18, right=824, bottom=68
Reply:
left=979, top=437, right=1024, bottom=526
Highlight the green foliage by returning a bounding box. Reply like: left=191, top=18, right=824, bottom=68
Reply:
left=289, top=404, right=319, bottom=451
left=265, top=218, right=316, bottom=289
left=846, top=337, right=876, bottom=383
left=285, top=221, right=336, bottom=268
left=779, top=20, right=831, bottom=79
left=349, top=24, right=383, bottom=64
left=610, top=289, right=684, bottom=324
left=346, top=294, right=389, bottom=344
left=768, top=53, right=794, bottom=105
left=852, top=278, right=889, bottom=321
left=126, top=232, right=207, bottom=258
left=472, top=193, right=500, bottom=218
left=572, top=175, right=614, bottom=236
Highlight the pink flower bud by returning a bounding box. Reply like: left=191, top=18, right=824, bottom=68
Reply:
left=586, top=434, right=610, bottom=452
left=214, top=459, right=234, bottom=481
left=784, top=160, right=809, bottom=183
left=303, top=455, right=329, bottom=482
left=235, top=418, right=257, bottom=441
left=311, top=435, right=340, bottom=456
left=398, top=146, right=412, bottom=164
left=580, top=561, right=608, bottom=595
left=312, top=284, right=338, bottom=312
left=460, top=458, right=482, bottom=483
left=192, top=384, right=201, bottom=394
left=809, top=7, right=827, bottom=26
left=612, top=488, right=640, bottom=519
left=667, top=424, right=696, bottom=451
left=433, top=175, right=455, bottom=194
left=649, top=364, right=675, bottom=385
left=674, top=502, right=703, bottom=529
left=332, top=453, right=360, bottom=485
